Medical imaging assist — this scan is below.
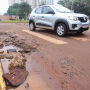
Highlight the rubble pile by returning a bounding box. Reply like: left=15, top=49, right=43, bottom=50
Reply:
left=0, top=32, right=38, bottom=87
left=0, top=47, right=28, bottom=87
left=8, top=52, right=27, bottom=71
left=2, top=33, right=37, bottom=53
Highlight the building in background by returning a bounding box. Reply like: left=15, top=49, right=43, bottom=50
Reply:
left=8, top=0, right=54, bottom=9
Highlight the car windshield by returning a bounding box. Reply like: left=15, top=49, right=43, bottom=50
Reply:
left=52, top=5, right=72, bottom=13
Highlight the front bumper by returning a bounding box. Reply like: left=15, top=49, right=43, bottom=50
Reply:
left=68, top=27, right=89, bottom=32
left=68, top=20, right=89, bottom=32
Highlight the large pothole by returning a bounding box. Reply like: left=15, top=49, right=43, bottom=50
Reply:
left=0, top=32, right=38, bottom=90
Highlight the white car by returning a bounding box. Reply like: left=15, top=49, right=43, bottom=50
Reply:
left=29, top=5, right=89, bottom=37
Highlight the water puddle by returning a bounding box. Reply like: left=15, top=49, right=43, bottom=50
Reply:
left=2, top=45, right=22, bottom=53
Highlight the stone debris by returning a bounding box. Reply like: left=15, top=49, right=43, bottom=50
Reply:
left=0, top=43, right=3, bottom=49
left=0, top=32, right=38, bottom=88
left=4, top=54, right=13, bottom=59
left=0, top=44, right=28, bottom=87
left=0, top=54, right=5, bottom=59
left=7, top=49, right=17, bottom=53
left=8, top=52, right=27, bottom=71
left=4, top=67, right=28, bottom=87
left=2, top=34, right=37, bottom=53
left=0, top=49, right=4, bottom=54
left=24, top=83, right=30, bottom=89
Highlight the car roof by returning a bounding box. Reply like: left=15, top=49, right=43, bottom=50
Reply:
left=37, top=4, right=63, bottom=8
left=39, top=5, right=53, bottom=8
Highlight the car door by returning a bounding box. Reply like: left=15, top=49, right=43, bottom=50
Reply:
left=34, top=7, right=43, bottom=28
left=41, top=6, right=55, bottom=29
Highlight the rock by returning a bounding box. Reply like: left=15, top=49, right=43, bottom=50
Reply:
left=24, top=83, right=30, bottom=89
left=3, top=67, right=28, bottom=87
left=9, top=34, right=17, bottom=38
left=8, top=52, right=27, bottom=71
left=0, top=42, right=3, bottom=49
left=0, top=54, right=5, bottom=59
left=5, top=54, right=13, bottom=59
left=31, top=44, right=37, bottom=49
left=5, top=39, right=10, bottom=42
left=0, top=53, right=13, bottom=59
left=23, top=47, right=31, bottom=53
left=0, top=49, right=4, bottom=54
left=18, top=48, right=24, bottom=53
left=7, top=49, right=17, bottom=53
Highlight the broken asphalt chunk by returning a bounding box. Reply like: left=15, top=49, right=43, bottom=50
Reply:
left=4, top=68, right=29, bottom=87
left=8, top=52, right=27, bottom=71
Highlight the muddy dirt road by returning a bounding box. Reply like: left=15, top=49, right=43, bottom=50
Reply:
left=0, top=23, right=90, bottom=90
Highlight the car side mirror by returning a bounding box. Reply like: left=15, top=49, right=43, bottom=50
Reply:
left=48, top=11, right=55, bottom=15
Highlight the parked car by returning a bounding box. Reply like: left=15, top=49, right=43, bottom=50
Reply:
left=29, top=5, right=89, bottom=37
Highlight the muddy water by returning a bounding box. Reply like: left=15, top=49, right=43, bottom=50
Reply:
left=2, top=45, right=22, bottom=52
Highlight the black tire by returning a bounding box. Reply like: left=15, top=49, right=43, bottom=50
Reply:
left=29, top=22, right=36, bottom=31
left=56, top=23, right=67, bottom=37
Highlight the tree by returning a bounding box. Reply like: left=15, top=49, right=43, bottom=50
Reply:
left=57, top=0, right=90, bottom=15
left=7, top=2, right=32, bottom=19
left=7, top=3, right=19, bottom=16
left=18, top=2, right=32, bottom=19
left=73, top=0, right=90, bottom=15
left=58, top=0, right=71, bottom=9
left=58, top=0, right=65, bottom=6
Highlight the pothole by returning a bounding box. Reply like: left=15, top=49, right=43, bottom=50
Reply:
left=0, top=32, right=38, bottom=90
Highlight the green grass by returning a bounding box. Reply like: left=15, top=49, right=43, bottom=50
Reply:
left=0, top=20, right=29, bottom=23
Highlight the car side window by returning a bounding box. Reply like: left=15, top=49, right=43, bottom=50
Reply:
left=42, top=6, right=54, bottom=14
left=35, top=7, right=42, bottom=14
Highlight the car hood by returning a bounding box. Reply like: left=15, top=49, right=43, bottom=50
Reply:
left=57, top=12, right=87, bottom=17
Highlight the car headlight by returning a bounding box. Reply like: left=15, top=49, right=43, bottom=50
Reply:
left=68, top=16, right=78, bottom=21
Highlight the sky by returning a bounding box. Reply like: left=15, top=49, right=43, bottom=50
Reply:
left=0, top=0, right=58, bottom=15
left=0, top=0, right=9, bottom=15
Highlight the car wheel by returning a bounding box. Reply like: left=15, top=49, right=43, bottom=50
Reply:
left=56, top=23, right=67, bottom=37
left=29, top=22, right=36, bottom=31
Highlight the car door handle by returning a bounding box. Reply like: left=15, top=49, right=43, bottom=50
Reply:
left=33, top=16, right=35, bottom=17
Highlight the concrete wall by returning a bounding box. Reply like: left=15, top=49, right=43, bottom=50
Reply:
left=0, top=15, right=19, bottom=21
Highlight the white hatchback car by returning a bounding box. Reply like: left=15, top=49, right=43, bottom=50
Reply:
left=29, top=5, right=89, bottom=37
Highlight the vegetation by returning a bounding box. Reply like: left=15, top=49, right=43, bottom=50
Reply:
left=57, top=0, right=90, bottom=15
left=0, top=20, right=29, bottom=23
left=7, top=2, right=32, bottom=19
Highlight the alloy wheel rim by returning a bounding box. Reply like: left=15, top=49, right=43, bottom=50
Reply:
left=30, top=23, right=34, bottom=30
left=57, top=25, right=64, bottom=35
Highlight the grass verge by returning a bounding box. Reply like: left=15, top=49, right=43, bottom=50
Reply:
left=0, top=20, right=29, bottom=23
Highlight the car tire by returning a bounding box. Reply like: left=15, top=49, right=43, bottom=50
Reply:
left=56, top=23, right=67, bottom=37
left=29, top=22, right=36, bottom=31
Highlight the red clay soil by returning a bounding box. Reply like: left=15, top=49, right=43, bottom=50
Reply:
left=0, top=23, right=90, bottom=90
